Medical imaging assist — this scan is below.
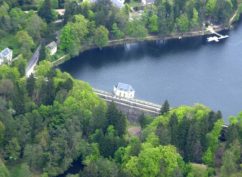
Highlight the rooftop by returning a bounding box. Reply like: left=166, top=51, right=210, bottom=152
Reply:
left=46, top=41, right=57, bottom=50
left=116, top=83, right=134, bottom=92
left=90, top=0, right=124, bottom=8
left=0, top=48, right=12, bottom=57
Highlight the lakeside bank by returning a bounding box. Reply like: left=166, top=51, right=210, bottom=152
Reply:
left=52, top=25, right=230, bottom=66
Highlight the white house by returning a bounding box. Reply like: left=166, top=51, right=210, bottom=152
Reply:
left=113, top=83, right=135, bottom=99
left=46, top=41, right=57, bottom=56
left=89, top=0, right=125, bottom=8
left=142, top=0, right=155, bottom=5
left=0, top=48, right=13, bottom=65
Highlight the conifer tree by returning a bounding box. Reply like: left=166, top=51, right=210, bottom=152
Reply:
left=38, top=0, right=53, bottom=23
left=160, top=100, right=170, bottom=115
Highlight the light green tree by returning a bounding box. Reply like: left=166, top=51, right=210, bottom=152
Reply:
left=94, top=26, right=109, bottom=48
left=176, top=14, right=190, bottom=33
left=0, top=158, right=10, bottom=177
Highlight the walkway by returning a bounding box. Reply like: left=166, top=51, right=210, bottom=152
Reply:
left=26, top=45, right=41, bottom=77
left=93, top=88, right=161, bottom=120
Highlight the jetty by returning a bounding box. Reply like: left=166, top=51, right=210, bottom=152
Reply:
left=207, top=26, right=229, bottom=42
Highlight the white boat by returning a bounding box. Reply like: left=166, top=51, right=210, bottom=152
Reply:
left=207, top=36, right=219, bottom=42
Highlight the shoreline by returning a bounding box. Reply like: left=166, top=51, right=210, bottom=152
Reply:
left=52, top=25, right=230, bottom=66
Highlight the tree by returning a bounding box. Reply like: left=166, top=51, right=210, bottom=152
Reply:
left=72, top=15, right=89, bottom=43
left=139, top=113, right=153, bottom=129
left=16, top=30, right=34, bottom=59
left=126, top=20, right=148, bottom=39
left=156, top=123, right=171, bottom=145
left=26, top=14, right=47, bottom=41
left=206, top=0, right=217, bottom=17
left=60, top=23, right=75, bottom=52
left=191, top=8, right=199, bottom=29
left=80, top=158, right=119, bottom=177
left=124, top=145, right=185, bottom=177
left=111, top=23, right=124, bottom=39
left=0, top=158, right=10, bottom=177
left=0, top=121, right=5, bottom=144
left=160, top=100, right=170, bottom=115
left=13, top=56, right=26, bottom=77
left=148, top=14, right=159, bottom=33
left=5, top=138, right=21, bottom=160
left=94, top=26, right=109, bottom=48
left=38, top=0, right=54, bottom=23
left=106, top=102, right=127, bottom=137
left=176, top=14, right=190, bottom=33
left=220, top=141, right=241, bottom=177
left=26, top=74, right=35, bottom=97
left=203, top=119, right=224, bottom=166
left=11, top=163, right=32, bottom=177
left=169, top=113, right=178, bottom=145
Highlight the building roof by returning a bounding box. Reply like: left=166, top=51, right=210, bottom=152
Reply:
left=111, top=0, right=124, bottom=8
left=142, top=0, right=155, bottom=4
left=90, top=0, right=124, bottom=8
left=0, top=48, right=12, bottom=57
left=116, top=83, right=134, bottom=92
left=46, top=41, right=57, bottom=50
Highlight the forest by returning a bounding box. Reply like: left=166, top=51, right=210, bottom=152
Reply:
left=0, top=0, right=241, bottom=59
left=0, top=0, right=242, bottom=177
left=0, top=61, right=241, bottom=177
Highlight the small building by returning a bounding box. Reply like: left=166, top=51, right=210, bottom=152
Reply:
left=46, top=41, right=57, bottom=56
left=113, top=83, right=135, bottom=99
left=89, top=0, right=124, bottom=8
left=0, top=48, right=13, bottom=65
left=142, top=0, right=155, bottom=5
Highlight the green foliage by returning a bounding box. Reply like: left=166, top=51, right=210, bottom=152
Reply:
left=106, top=102, right=127, bottom=136
left=81, top=157, right=119, bottom=177
left=147, top=14, right=159, bottom=33
left=15, top=30, right=34, bottom=59
left=176, top=14, right=190, bottom=33
left=38, top=0, right=54, bottom=23
left=220, top=140, right=241, bottom=177
left=94, top=26, right=109, bottom=48
left=160, top=100, right=170, bottom=115
left=0, top=121, right=5, bottom=144
left=187, top=163, right=209, bottom=177
left=203, top=119, right=224, bottom=166
left=124, top=144, right=185, bottom=177
left=111, top=23, right=125, bottom=39
left=206, top=0, right=217, bottom=16
left=138, top=113, right=153, bottom=129
left=0, top=159, right=9, bottom=177
left=60, top=15, right=90, bottom=55
left=126, top=20, right=148, bottom=39
left=10, top=163, right=32, bottom=177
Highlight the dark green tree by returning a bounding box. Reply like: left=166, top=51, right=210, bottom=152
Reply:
left=160, top=100, right=170, bottom=115
left=169, top=113, right=178, bottom=145
left=26, top=74, right=35, bottom=97
left=106, top=102, right=127, bottom=137
left=39, top=45, right=46, bottom=61
left=156, top=123, right=171, bottom=145
left=38, top=0, right=53, bottom=23
left=138, top=113, right=153, bottom=129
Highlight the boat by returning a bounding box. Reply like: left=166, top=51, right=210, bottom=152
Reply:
left=207, top=36, right=219, bottom=42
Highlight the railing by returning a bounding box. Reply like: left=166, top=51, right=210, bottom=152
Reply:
left=93, top=88, right=161, bottom=110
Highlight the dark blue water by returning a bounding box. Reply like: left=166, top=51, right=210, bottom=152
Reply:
left=59, top=23, right=242, bottom=123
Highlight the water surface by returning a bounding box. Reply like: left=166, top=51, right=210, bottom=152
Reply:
left=59, top=24, right=242, bottom=123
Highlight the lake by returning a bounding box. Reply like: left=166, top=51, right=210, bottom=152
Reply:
left=59, top=23, right=242, bottom=123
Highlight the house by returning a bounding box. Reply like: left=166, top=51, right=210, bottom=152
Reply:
left=89, top=0, right=125, bottom=8
left=142, top=0, right=155, bottom=5
left=0, top=48, right=13, bottom=65
left=46, top=41, right=57, bottom=56
left=113, top=82, right=135, bottom=99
